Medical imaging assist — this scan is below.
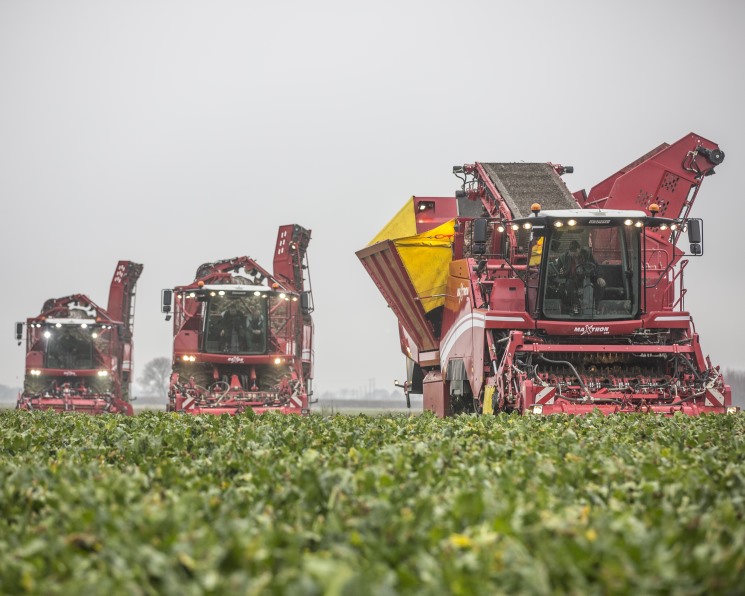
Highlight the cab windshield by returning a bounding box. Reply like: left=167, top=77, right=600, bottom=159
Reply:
left=535, top=224, right=640, bottom=320
left=204, top=294, right=267, bottom=354
left=45, top=326, right=94, bottom=369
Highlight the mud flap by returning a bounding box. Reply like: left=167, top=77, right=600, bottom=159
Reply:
left=423, top=370, right=448, bottom=417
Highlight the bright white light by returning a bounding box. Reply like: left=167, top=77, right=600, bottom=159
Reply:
left=273, top=357, right=282, bottom=365
left=188, top=293, right=196, bottom=298
left=55, top=323, right=62, bottom=328
left=670, top=224, right=678, bottom=231
left=522, top=222, right=532, bottom=230
left=510, top=224, right=519, bottom=231
left=254, top=291, right=261, bottom=296
left=567, top=219, right=577, bottom=227
left=92, top=332, right=98, bottom=338
left=97, top=370, right=109, bottom=377
left=218, top=290, right=225, bottom=296
left=81, top=323, right=88, bottom=329
left=497, top=225, right=505, bottom=233
left=44, top=331, right=51, bottom=338
left=624, top=219, right=633, bottom=226
left=635, top=221, right=643, bottom=228
left=279, top=293, right=286, bottom=299
left=554, top=221, right=563, bottom=228
left=659, top=224, right=668, bottom=231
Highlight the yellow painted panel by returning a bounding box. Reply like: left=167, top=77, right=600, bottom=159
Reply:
left=368, top=197, right=417, bottom=246
left=395, top=220, right=455, bottom=313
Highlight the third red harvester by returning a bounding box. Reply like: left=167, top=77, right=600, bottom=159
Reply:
left=357, top=133, right=737, bottom=416
left=15, top=261, right=143, bottom=414
left=163, top=225, right=314, bottom=415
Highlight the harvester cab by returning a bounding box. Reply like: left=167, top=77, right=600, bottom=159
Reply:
left=506, top=208, right=687, bottom=322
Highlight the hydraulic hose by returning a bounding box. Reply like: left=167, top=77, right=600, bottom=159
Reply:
left=538, top=354, right=592, bottom=401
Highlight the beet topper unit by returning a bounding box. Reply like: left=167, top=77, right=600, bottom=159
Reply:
left=357, top=133, right=737, bottom=416
left=162, top=225, right=314, bottom=415
left=15, top=261, right=143, bottom=414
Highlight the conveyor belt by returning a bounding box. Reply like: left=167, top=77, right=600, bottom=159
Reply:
left=479, top=163, right=578, bottom=218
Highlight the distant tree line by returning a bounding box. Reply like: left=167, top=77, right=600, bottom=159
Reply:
left=136, top=357, right=172, bottom=398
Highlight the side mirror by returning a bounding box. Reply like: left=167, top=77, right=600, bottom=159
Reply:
left=687, top=219, right=703, bottom=256
left=473, top=218, right=488, bottom=255
left=300, top=291, right=313, bottom=315
left=15, top=322, right=23, bottom=345
left=161, top=289, right=173, bottom=321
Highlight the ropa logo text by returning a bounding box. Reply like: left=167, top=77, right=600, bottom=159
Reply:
left=588, top=219, right=610, bottom=224
left=63, top=371, right=77, bottom=376
left=573, top=324, right=610, bottom=335
left=456, top=285, right=469, bottom=300
left=227, top=356, right=245, bottom=364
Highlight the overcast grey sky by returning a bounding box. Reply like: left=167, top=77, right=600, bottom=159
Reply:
left=1, top=0, right=744, bottom=394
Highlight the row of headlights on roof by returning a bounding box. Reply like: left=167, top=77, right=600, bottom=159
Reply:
left=499, top=220, right=681, bottom=231
left=184, top=290, right=298, bottom=302
left=28, top=369, right=109, bottom=376
left=36, top=323, right=112, bottom=339
left=31, top=323, right=113, bottom=330
left=181, top=354, right=287, bottom=365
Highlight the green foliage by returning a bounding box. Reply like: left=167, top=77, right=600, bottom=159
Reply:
left=1, top=411, right=744, bottom=594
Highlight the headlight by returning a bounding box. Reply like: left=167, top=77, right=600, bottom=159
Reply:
left=529, top=404, right=543, bottom=415
left=97, top=370, right=109, bottom=377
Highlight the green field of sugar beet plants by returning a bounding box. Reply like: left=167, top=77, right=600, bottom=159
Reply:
left=1, top=411, right=744, bottom=594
